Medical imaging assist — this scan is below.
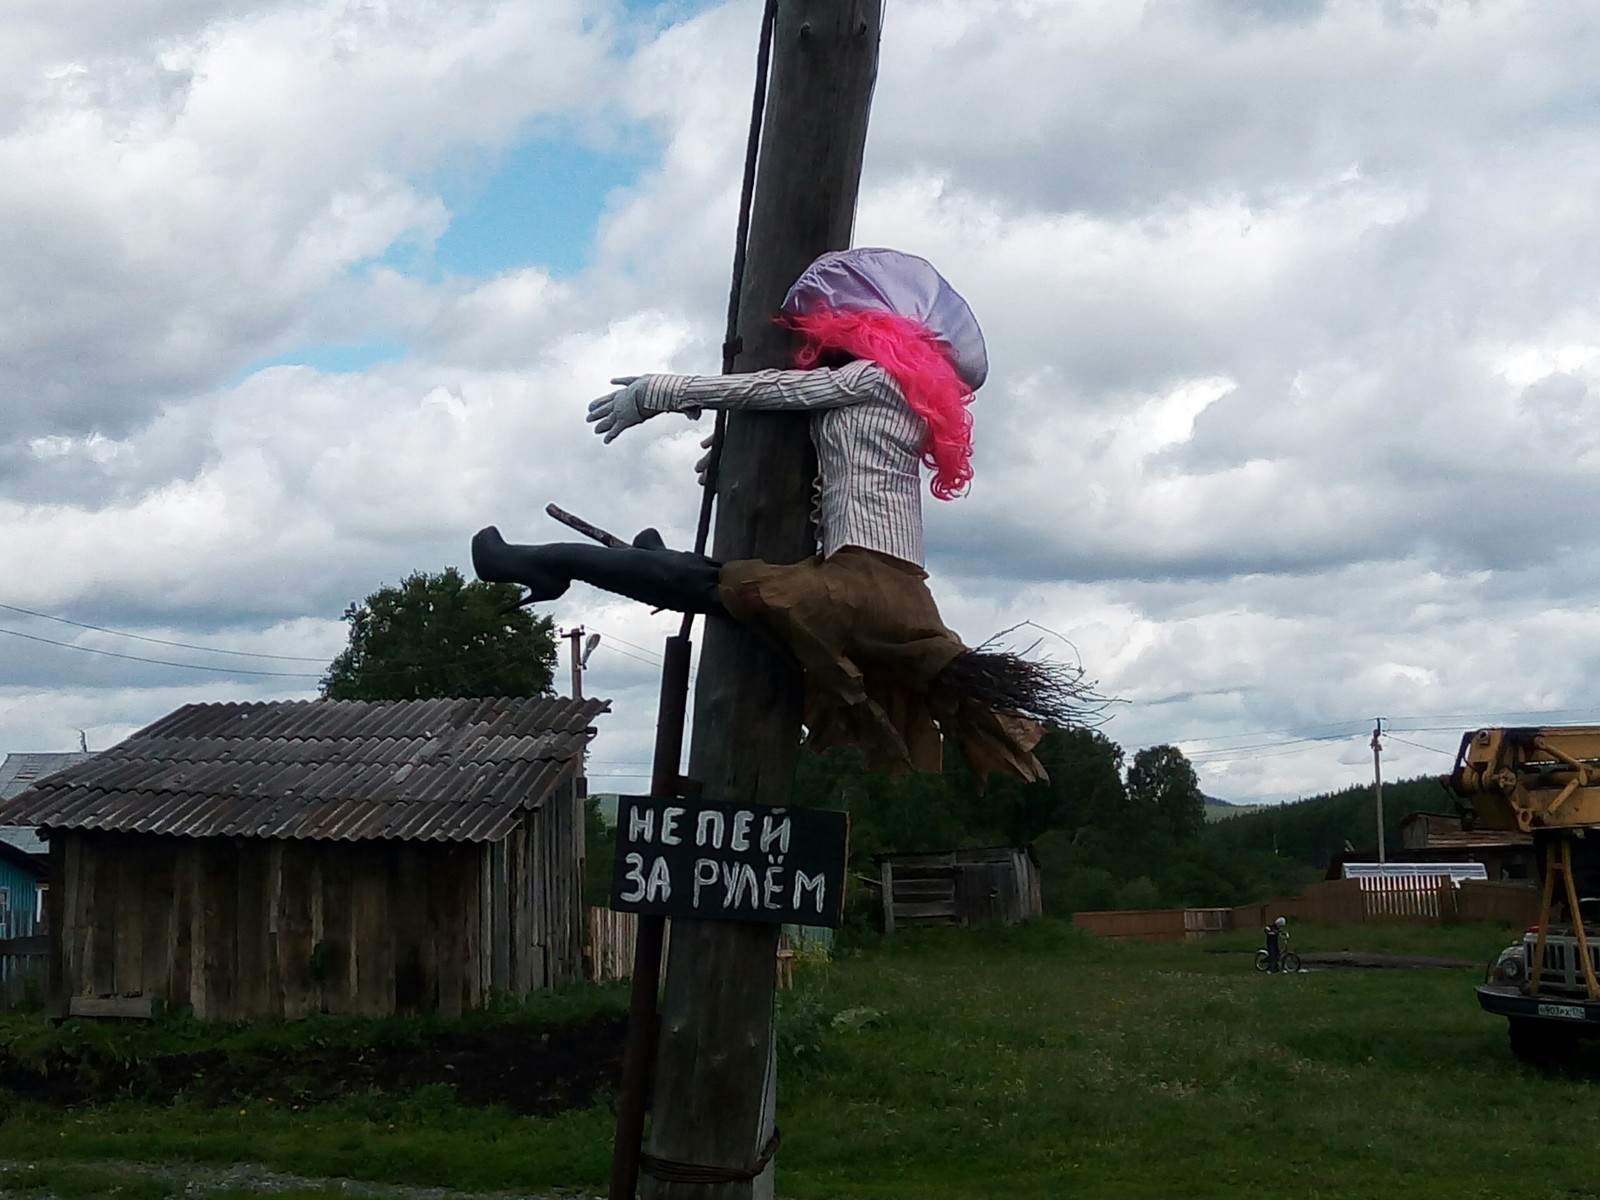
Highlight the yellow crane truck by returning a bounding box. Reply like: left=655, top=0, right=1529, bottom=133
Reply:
left=1446, top=726, right=1600, bottom=1061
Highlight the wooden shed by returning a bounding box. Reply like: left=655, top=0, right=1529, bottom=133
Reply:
left=0, top=696, right=607, bottom=1021
left=877, top=846, right=1042, bottom=933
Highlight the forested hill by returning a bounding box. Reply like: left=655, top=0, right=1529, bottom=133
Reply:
left=1203, top=775, right=1459, bottom=870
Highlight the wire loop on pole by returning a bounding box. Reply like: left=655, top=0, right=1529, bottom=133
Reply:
left=640, top=1128, right=782, bottom=1184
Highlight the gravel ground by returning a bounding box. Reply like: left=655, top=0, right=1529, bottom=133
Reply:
left=0, top=1159, right=601, bottom=1200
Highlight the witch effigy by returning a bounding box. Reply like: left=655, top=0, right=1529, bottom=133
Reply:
left=472, top=247, right=1093, bottom=785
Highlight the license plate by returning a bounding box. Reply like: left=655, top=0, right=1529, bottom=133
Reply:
left=1537, top=1003, right=1588, bottom=1020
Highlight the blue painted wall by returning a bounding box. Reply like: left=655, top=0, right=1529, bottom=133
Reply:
left=0, top=857, right=42, bottom=938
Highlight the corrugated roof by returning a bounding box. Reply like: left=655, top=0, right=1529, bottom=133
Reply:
left=0, top=697, right=608, bottom=844
left=0, top=752, right=92, bottom=799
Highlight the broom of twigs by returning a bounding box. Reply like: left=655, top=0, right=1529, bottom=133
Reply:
left=941, top=622, right=1117, bottom=729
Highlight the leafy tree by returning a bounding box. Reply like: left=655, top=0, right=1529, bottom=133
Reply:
left=321, top=568, right=557, bottom=701
left=1127, top=744, right=1206, bottom=843
left=1113, top=875, right=1162, bottom=911
left=988, top=726, right=1129, bottom=845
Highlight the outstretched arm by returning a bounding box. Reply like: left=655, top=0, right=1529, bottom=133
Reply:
left=586, top=361, right=886, bottom=442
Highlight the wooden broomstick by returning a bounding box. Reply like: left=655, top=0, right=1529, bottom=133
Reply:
left=545, top=504, right=629, bottom=549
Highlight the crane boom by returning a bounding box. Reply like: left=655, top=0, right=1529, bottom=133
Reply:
left=1446, top=726, right=1600, bottom=833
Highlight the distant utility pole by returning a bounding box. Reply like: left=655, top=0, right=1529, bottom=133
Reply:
left=565, top=626, right=588, bottom=700
left=640, top=3, right=882, bottom=1199
left=1371, top=718, right=1385, bottom=864
left=564, top=627, right=599, bottom=787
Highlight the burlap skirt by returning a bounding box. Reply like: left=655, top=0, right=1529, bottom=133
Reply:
left=718, top=548, right=1046, bottom=785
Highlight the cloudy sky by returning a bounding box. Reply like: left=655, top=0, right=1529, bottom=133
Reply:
left=5, top=0, right=1600, bottom=807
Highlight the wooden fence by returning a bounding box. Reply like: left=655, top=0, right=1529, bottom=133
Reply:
left=1456, top=879, right=1542, bottom=927
left=1074, top=876, right=1541, bottom=941
left=0, top=934, right=47, bottom=1010
left=1361, top=875, right=1454, bottom=921
left=1071, top=908, right=1192, bottom=941
left=585, top=907, right=637, bottom=983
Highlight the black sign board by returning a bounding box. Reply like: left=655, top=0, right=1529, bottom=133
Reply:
left=609, top=795, right=849, bottom=927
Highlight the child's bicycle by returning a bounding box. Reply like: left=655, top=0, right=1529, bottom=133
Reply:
left=1255, top=930, right=1301, bottom=973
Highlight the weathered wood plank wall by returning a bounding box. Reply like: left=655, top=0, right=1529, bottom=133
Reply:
left=54, top=831, right=487, bottom=1020
left=881, top=848, right=1042, bottom=932
left=50, top=777, right=585, bottom=1020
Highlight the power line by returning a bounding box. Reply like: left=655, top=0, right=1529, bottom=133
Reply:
left=1197, top=741, right=1349, bottom=765
left=587, top=627, right=669, bottom=664
left=1185, top=732, right=1348, bottom=760
left=592, top=643, right=668, bottom=670
left=1158, top=717, right=1371, bottom=747
left=1384, top=733, right=1455, bottom=756
left=0, top=601, right=329, bottom=662
left=585, top=639, right=699, bottom=686
left=4, top=618, right=643, bottom=691
left=1160, top=704, right=1600, bottom=756
left=0, top=625, right=323, bottom=679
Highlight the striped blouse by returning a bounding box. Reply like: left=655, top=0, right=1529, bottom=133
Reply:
left=632, top=361, right=928, bottom=566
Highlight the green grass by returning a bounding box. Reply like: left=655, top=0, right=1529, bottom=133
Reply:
left=774, top=922, right=1540, bottom=1199
left=0, top=978, right=630, bottom=1072
left=1199, top=918, right=1516, bottom=960
left=2, top=920, right=1592, bottom=1199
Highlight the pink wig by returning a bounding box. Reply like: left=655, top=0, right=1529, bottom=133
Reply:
left=785, top=307, right=975, bottom=501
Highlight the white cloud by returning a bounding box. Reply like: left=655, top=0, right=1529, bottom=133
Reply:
left=0, top=0, right=617, bottom=446
left=12, top=0, right=1600, bottom=810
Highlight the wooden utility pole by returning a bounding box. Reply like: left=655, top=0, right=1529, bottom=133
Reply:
left=640, top=3, right=881, bottom=1198
left=567, top=626, right=587, bottom=700
left=1371, top=718, right=1385, bottom=863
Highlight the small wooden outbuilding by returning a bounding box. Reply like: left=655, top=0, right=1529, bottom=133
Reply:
left=877, top=845, right=1042, bottom=933
left=0, top=696, right=606, bottom=1021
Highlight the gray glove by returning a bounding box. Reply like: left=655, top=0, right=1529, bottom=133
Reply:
left=586, top=376, right=648, bottom=443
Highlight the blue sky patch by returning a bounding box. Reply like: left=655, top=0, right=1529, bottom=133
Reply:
left=422, top=134, right=653, bottom=279
left=236, top=126, right=657, bottom=383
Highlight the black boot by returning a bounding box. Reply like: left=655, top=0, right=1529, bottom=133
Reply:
left=471, top=526, right=728, bottom=617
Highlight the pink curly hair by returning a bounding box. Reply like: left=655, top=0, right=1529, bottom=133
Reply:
left=785, top=307, right=976, bottom=501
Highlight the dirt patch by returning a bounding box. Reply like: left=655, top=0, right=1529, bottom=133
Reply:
left=0, top=1014, right=626, bottom=1115
left=1296, top=951, right=1481, bottom=970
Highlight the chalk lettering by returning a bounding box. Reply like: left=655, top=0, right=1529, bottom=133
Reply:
left=696, top=809, right=725, bottom=849
left=722, top=861, right=760, bottom=909
left=692, top=858, right=719, bottom=908
left=610, top=795, right=846, bottom=926
left=760, top=814, right=791, bottom=855
left=620, top=852, right=647, bottom=902
left=731, top=809, right=753, bottom=852
left=646, top=856, right=672, bottom=902
left=793, top=870, right=826, bottom=915
left=763, top=864, right=785, bottom=909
